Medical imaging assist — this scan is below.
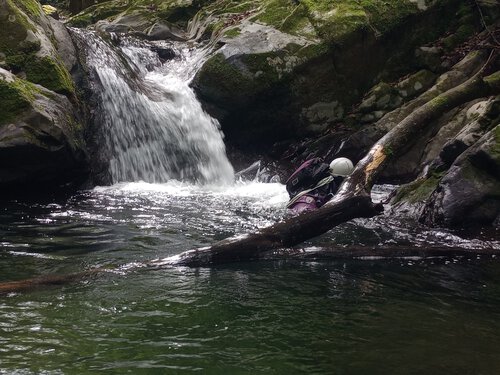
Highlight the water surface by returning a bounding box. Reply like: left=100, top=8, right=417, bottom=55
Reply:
left=1, top=183, right=499, bottom=374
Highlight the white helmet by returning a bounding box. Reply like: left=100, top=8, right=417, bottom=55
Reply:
left=329, top=157, right=354, bottom=177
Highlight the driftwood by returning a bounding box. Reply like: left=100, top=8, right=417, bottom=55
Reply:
left=0, top=54, right=499, bottom=294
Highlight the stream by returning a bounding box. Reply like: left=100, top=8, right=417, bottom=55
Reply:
left=1, top=31, right=500, bottom=374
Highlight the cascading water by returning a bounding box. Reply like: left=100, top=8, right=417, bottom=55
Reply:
left=72, top=30, right=234, bottom=184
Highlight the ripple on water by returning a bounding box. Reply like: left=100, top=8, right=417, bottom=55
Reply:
left=1, top=183, right=500, bottom=373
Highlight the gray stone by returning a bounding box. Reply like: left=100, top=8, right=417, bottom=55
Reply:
left=421, top=126, right=500, bottom=227
left=0, top=68, right=87, bottom=189
left=49, top=18, right=77, bottom=72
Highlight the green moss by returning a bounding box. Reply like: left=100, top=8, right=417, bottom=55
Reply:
left=67, top=12, right=94, bottom=27
left=484, top=71, right=500, bottom=91
left=5, top=54, right=28, bottom=72
left=254, top=0, right=312, bottom=36
left=1, top=1, right=36, bottom=52
left=67, top=0, right=130, bottom=27
left=383, top=145, right=394, bottom=156
left=12, top=0, right=41, bottom=20
left=430, top=95, right=448, bottom=108
left=393, top=173, right=443, bottom=204
left=295, top=42, right=330, bottom=60
left=0, top=76, right=39, bottom=125
left=224, top=27, right=241, bottom=38
left=197, top=52, right=257, bottom=99
left=4, top=39, right=40, bottom=72
left=25, top=56, right=75, bottom=96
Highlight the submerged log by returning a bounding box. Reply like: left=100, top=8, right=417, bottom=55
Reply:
left=0, top=270, right=100, bottom=295
left=172, top=195, right=383, bottom=267
left=261, top=245, right=500, bottom=261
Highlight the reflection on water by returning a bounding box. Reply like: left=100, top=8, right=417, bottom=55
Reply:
left=0, top=182, right=499, bottom=373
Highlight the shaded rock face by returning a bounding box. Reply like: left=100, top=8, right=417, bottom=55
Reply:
left=0, top=68, right=87, bottom=191
left=391, top=96, right=500, bottom=228
left=419, top=100, right=500, bottom=227
left=69, top=0, right=107, bottom=15
left=0, top=0, right=88, bottom=191
left=191, top=0, right=474, bottom=149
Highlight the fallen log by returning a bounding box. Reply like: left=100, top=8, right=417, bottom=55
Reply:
left=169, top=195, right=383, bottom=267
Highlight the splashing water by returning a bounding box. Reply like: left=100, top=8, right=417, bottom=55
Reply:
left=73, top=30, right=234, bottom=184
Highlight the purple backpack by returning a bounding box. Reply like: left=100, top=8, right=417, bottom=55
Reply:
left=285, top=158, right=330, bottom=198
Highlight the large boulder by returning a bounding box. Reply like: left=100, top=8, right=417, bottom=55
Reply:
left=64, top=0, right=481, bottom=149
left=0, top=68, right=87, bottom=191
left=0, top=0, right=76, bottom=96
left=421, top=124, right=500, bottom=227
left=0, top=0, right=88, bottom=191
left=191, top=0, right=479, bottom=149
left=391, top=96, right=500, bottom=227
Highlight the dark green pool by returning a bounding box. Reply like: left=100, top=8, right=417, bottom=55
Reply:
left=1, top=182, right=499, bottom=374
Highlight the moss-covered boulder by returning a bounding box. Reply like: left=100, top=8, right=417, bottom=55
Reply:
left=0, top=68, right=87, bottom=190
left=0, top=0, right=76, bottom=96
left=0, top=1, right=87, bottom=191
left=190, top=0, right=480, bottom=148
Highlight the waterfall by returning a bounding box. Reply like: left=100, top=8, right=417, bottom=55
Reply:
left=73, top=30, right=234, bottom=184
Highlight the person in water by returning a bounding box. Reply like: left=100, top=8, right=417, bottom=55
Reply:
left=286, top=157, right=355, bottom=214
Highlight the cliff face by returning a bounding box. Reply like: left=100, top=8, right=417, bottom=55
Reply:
left=0, top=0, right=88, bottom=192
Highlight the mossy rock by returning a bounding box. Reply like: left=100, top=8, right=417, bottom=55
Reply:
left=0, top=0, right=76, bottom=97
left=0, top=74, right=38, bottom=125
left=25, top=56, right=75, bottom=95
left=67, top=0, right=201, bottom=29
left=392, top=173, right=443, bottom=205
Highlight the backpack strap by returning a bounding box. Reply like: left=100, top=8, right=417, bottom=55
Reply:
left=286, top=175, right=334, bottom=209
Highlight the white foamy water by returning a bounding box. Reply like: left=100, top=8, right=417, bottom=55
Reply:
left=73, top=30, right=234, bottom=184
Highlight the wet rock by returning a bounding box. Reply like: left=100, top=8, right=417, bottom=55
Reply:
left=414, top=46, right=443, bottom=72
left=49, top=18, right=77, bottom=72
left=146, top=22, right=186, bottom=41
left=192, top=0, right=470, bottom=148
left=420, top=126, right=500, bottom=227
left=95, top=20, right=131, bottom=35
left=438, top=98, right=500, bottom=167
left=151, top=46, right=176, bottom=61
left=0, top=0, right=75, bottom=96
left=0, top=68, right=87, bottom=190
